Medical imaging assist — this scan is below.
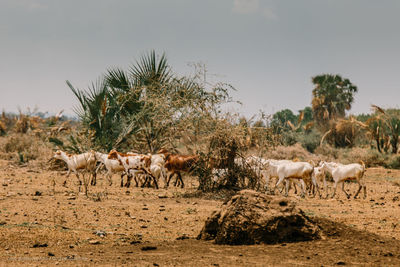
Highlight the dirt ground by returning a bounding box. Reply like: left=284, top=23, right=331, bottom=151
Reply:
left=1, top=159, right=400, bottom=266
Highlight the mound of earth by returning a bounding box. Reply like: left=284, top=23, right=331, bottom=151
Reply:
left=197, top=190, right=323, bottom=245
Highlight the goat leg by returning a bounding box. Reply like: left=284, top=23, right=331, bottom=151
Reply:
left=354, top=182, right=363, bottom=199
left=178, top=172, right=184, bottom=188
left=341, top=182, right=350, bottom=199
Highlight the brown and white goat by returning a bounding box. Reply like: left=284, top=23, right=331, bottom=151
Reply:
left=53, top=150, right=97, bottom=186
left=108, top=150, right=159, bottom=189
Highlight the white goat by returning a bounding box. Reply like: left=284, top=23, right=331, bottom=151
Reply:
left=94, top=151, right=128, bottom=186
left=270, top=161, right=314, bottom=198
left=142, top=153, right=167, bottom=188
left=262, top=159, right=293, bottom=193
left=320, top=161, right=366, bottom=199
left=53, top=150, right=97, bottom=186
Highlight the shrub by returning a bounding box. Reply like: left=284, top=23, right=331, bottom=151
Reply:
left=297, top=129, right=321, bottom=153
left=264, top=143, right=323, bottom=162
left=0, top=134, right=52, bottom=163
left=385, top=155, right=400, bottom=169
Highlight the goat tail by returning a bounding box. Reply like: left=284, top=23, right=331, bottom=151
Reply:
left=359, top=160, right=366, bottom=177
left=359, top=160, right=366, bottom=171
left=310, top=166, right=315, bottom=179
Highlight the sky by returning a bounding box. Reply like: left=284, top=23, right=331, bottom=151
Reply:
left=1, top=0, right=399, bottom=118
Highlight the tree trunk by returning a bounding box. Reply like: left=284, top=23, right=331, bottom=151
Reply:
left=391, top=135, right=398, bottom=154
left=375, top=137, right=382, bottom=153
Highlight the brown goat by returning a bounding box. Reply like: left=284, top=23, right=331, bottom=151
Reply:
left=158, top=149, right=198, bottom=188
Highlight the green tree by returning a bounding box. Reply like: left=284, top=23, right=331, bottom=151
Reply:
left=372, top=105, right=400, bottom=154
left=311, top=74, right=358, bottom=128
left=300, top=106, right=313, bottom=125
left=271, top=109, right=297, bottom=133
left=67, top=50, right=233, bottom=153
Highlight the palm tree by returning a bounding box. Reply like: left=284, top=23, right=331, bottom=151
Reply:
left=67, top=50, right=172, bottom=151
left=311, top=74, right=358, bottom=128
left=67, top=79, right=123, bottom=151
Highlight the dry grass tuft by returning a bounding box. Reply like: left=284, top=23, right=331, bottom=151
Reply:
left=0, top=133, right=53, bottom=163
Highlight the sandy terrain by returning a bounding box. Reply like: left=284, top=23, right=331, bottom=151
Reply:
left=1, top=159, right=400, bottom=266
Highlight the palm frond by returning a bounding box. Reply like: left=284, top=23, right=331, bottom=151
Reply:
left=105, top=68, right=132, bottom=92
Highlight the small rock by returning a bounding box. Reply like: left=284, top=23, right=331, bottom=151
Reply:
left=32, top=243, right=48, bottom=248
left=48, top=252, right=55, bottom=257
left=158, top=194, right=168, bottom=199
left=93, top=230, right=107, bottom=237
left=34, top=191, right=42, bottom=196
left=141, top=246, right=157, bottom=251
left=176, top=234, right=189, bottom=240
left=336, top=261, right=346, bottom=265
left=142, top=207, right=149, bottom=210
left=89, top=240, right=101, bottom=245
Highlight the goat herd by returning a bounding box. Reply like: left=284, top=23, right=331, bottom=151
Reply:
left=53, top=149, right=367, bottom=199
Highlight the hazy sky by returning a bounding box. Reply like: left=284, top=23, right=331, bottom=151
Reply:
left=1, top=0, right=399, bottom=117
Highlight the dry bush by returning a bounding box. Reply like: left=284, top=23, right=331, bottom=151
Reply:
left=0, top=121, right=6, bottom=136
left=187, top=113, right=280, bottom=191
left=338, top=147, right=386, bottom=166
left=264, top=143, right=327, bottom=163
left=0, top=133, right=53, bottom=163
left=314, top=144, right=400, bottom=168
left=15, top=114, right=30, bottom=134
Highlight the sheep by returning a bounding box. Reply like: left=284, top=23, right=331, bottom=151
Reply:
left=269, top=161, right=315, bottom=198
left=320, top=161, right=366, bottom=199
left=53, top=150, right=97, bottom=186
left=158, top=149, right=198, bottom=188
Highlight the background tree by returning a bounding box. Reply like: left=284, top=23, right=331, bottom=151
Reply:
left=66, top=51, right=213, bottom=152
left=311, top=74, right=358, bottom=129
left=271, top=109, right=297, bottom=133
left=372, top=105, right=400, bottom=154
